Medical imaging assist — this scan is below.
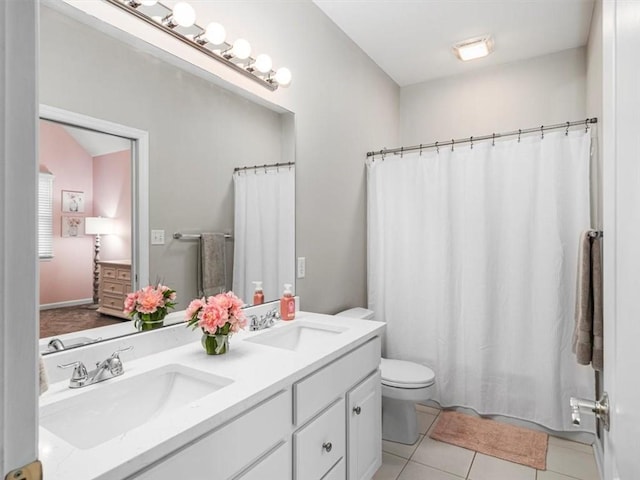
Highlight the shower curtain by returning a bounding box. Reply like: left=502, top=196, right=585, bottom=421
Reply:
left=367, top=130, right=593, bottom=431
left=232, top=167, right=295, bottom=303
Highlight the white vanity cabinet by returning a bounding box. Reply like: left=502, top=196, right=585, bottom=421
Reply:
left=347, top=371, right=382, bottom=480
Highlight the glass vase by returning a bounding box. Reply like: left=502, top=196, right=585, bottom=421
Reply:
left=134, top=311, right=166, bottom=331
left=201, top=333, right=229, bottom=355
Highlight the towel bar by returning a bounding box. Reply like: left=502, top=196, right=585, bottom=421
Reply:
left=173, top=232, right=232, bottom=240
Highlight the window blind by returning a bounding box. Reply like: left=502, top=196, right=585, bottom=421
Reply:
left=38, top=172, right=54, bottom=259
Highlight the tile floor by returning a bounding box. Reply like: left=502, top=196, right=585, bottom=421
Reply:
left=374, top=405, right=600, bottom=480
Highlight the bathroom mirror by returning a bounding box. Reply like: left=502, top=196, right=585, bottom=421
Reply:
left=39, top=3, right=295, bottom=353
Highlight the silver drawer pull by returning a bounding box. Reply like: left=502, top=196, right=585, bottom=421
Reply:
left=353, top=406, right=362, bottom=415
left=322, top=442, right=332, bottom=453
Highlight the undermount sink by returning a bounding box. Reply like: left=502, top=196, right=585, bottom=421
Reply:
left=245, top=321, right=348, bottom=352
left=40, top=364, right=233, bottom=450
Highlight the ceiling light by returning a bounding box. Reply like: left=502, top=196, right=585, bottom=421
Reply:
left=254, top=54, right=273, bottom=74
left=163, top=1, right=196, bottom=28
left=274, top=67, right=292, bottom=87
left=453, top=36, right=494, bottom=61
left=231, top=39, right=252, bottom=60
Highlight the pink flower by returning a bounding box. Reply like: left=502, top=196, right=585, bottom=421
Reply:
left=198, top=301, right=227, bottom=333
left=186, top=298, right=205, bottom=320
left=136, top=286, right=164, bottom=314
left=123, top=292, right=137, bottom=315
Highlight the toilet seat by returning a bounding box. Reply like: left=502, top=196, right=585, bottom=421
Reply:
left=380, top=358, right=435, bottom=389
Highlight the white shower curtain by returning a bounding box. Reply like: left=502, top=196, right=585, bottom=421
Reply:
left=233, top=167, right=295, bottom=303
left=368, top=130, right=593, bottom=431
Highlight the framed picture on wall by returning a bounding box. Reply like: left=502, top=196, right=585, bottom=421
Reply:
left=61, top=190, right=85, bottom=213
left=61, top=216, right=84, bottom=238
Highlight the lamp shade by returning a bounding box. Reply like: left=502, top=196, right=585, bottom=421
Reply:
left=85, top=217, right=114, bottom=235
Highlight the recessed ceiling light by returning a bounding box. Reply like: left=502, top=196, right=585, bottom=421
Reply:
left=453, top=35, right=494, bottom=62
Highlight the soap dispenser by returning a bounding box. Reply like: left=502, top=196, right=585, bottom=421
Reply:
left=252, top=281, right=264, bottom=305
left=280, top=284, right=295, bottom=321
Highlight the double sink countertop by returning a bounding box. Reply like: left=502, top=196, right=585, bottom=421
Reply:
left=39, top=311, right=385, bottom=480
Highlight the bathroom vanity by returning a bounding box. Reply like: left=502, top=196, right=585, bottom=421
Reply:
left=39, top=311, right=384, bottom=480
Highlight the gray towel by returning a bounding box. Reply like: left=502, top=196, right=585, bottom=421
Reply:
left=198, top=233, right=227, bottom=297
left=572, top=231, right=604, bottom=371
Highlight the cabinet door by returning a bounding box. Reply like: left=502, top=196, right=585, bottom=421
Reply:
left=235, top=442, right=291, bottom=480
left=347, top=370, right=381, bottom=480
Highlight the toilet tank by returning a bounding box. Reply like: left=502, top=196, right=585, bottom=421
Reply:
left=336, top=307, right=375, bottom=320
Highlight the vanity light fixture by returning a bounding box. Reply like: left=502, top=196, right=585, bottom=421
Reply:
left=106, top=0, right=292, bottom=91
left=453, top=35, right=494, bottom=61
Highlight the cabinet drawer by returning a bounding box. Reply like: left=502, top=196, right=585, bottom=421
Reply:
left=102, top=266, right=117, bottom=279
left=235, top=441, right=291, bottom=480
left=117, top=268, right=131, bottom=281
left=101, top=295, right=124, bottom=311
left=103, top=281, right=124, bottom=295
left=294, top=337, right=380, bottom=426
left=134, top=389, right=291, bottom=480
left=321, top=458, right=345, bottom=480
left=294, top=398, right=345, bottom=480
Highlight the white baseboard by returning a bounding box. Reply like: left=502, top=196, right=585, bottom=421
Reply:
left=40, top=298, right=93, bottom=310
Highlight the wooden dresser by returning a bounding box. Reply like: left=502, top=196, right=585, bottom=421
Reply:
left=97, top=260, right=132, bottom=319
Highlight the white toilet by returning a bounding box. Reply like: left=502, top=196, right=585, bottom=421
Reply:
left=336, top=308, right=436, bottom=445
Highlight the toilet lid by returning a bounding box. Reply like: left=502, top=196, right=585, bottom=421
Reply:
left=380, top=359, right=435, bottom=388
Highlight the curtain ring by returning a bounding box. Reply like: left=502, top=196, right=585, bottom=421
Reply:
left=470, top=136, right=474, bottom=149
left=451, top=139, right=455, bottom=152
left=401, top=146, right=404, bottom=158
left=435, top=141, right=439, bottom=154
left=492, top=133, right=495, bottom=147
left=419, top=144, right=423, bottom=156
left=565, top=121, right=570, bottom=136
left=585, top=118, right=589, bottom=133
left=518, top=129, right=522, bottom=143
left=541, top=125, right=544, bottom=140
left=264, top=164, right=268, bottom=174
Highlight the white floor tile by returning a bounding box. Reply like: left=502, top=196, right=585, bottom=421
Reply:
left=411, top=436, right=475, bottom=478
left=537, top=470, right=583, bottom=480
left=546, top=444, right=599, bottom=480
left=416, top=403, right=442, bottom=416
left=548, top=436, right=594, bottom=455
left=374, top=452, right=408, bottom=480
left=418, top=411, right=438, bottom=434
left=398, top=461, right=464, bottom=480
left=383, top=435, right=423, bottom=459
left=467, top=453, right=536, bottom=480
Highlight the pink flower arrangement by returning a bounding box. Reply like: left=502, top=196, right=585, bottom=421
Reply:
left=185, top=291, right=247, bottom=336
left=124, top=284, right=177, bottom=321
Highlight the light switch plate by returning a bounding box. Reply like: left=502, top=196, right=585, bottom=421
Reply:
left=151, top=229, right=165, bottom=245
left=297, top=257, right=306, bottom=279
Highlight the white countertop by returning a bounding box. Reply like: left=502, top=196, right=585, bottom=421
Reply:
left=39, top=311, right=385, bottom=480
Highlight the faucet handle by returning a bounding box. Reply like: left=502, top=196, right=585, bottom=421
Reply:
left=111, top=346, right=133, bottom=359
left=106, top=346, right=133, bottom=375
left=57, top=361, right=88, bottom=383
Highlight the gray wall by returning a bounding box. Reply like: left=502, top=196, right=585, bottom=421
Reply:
left=40, top=7, right=284, bottom=303
left=400, top=47, right=587, bottom=145
left=41, top=2, right=401, bottom=314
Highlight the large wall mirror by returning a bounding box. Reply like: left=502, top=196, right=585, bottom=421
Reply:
left=39, top=2, right=295, bottom=354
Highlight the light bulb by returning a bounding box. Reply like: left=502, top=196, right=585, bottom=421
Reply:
left=231, top=38, right=251, bottom=60
left=274, top=67, right=292, bottom=86
left=204, top=22, right=226, bottom=45
left=172, top=2, right=196, bottom=27
left=254, top=54, right=272, bottom=74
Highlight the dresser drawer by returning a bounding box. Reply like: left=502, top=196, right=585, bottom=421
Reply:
left=102, top=266, right=117, bottom=279
left=103, top=281, right=124, bottom=295
left=294, top=398, right=345, bottom=480
left=101, top=294, right=124, bottom=311
left=235, top=441, right=291, bottom=480
left=294, top=337, right=380, bottom=426
left=117, top=268, right=131, bottom=281
left=135, top=389, right=291, bottom=480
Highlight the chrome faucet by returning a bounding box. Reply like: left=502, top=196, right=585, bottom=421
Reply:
left=47, top=337, right=102, bottom=352
left=57, top=346, right=133, bottom=389
left=249, top=308, right=280, bottom=331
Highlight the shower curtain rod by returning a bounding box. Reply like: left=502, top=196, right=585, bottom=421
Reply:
left=366, top=117, right=598, bottom=158
left=233, top=161, right=295, bottom=173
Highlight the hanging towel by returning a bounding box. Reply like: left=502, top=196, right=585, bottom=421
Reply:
left=572, top=231, right=604, bottom=371
left=198, top=233, right=227, bottom=297
left=39, top=354, right=49, bottom=395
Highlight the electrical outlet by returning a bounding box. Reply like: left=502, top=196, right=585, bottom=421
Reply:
left=297, top=257, right=306, bottom=279
left=151, top=229, right=165, bottom=245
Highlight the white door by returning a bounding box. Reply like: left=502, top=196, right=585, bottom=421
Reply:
left=602, top=1, right=640, bottom=479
